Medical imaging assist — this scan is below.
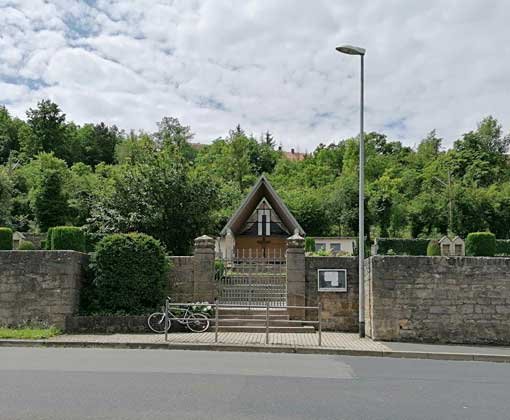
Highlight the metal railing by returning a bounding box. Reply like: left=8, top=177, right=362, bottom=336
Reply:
left=163, top=299, right=323, bottom=346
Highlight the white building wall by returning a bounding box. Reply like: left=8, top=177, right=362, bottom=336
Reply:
left=312, top=237, right=356, bottom=255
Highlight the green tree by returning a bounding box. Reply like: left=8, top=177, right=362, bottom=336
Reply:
left=69, top=122, right=121, bottom=166
left=450, top=116, right=510, bottom=186
left=0, top=106, right=21, bottom=164
left=24, top=100, right=67, bottom=160
left=115, top=132, right=156, bottom=164
left=0, top=167, right=13, bottom=226
left=229, top=125, right=254, bottom=192
left=153, top=117, right=196, bottom=161
left=88, top=149, right=218, bottom=254
left=278, top=187, right=329, bottom=236
left=32, top=170, right=68, bottom=231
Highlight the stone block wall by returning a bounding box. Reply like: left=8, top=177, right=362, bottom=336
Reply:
left=305, top=256, right=359, bottom=331
left=167, top=236, right=217, bottom=303
left=66, top=315, right=150, bottom=333
left=365, top=256, right=510, bottom=344
left=168, top=256, right=195, bottom=302
left=0, top=251, right=88, bottom=329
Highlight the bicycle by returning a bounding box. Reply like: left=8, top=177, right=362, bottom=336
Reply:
left=147, top=299, right=210, bottom=333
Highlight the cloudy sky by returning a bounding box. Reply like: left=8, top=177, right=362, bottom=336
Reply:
left=1, top=0, right=509, bottom=151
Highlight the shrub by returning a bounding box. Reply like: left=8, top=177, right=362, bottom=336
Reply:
left=465, top=232, right=496, bottom=257
left=91, top=233, right=170, bottom=314
left=312, top=248, right=332, bottom=256
left=376, top=238, right=429, bottom=256
left=496, top=239, right=510, bottom=256
left=0, top=227, right=13, bottom=250
left=50, top=226, right=86, bottom=252
left=84, top=231, right=101, bottom=253
left=304, top=237, right=316, bottom=252
left=214, top=259, right=225, bottom=281
left=33, top=170, right=68, bottom=232
left=18, top=240, right=36, bottom=250
left=45, top=227, right=54, bottom=250
left=426, top=240, right=441, bottom=256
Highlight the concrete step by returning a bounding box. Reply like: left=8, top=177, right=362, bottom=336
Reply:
left=216, top=325, right=316, bottom=333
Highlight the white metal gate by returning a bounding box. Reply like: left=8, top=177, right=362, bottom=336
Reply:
left=215, top=249, right=287, bottom=307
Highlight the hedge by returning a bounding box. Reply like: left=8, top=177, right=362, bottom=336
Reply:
left=496, top=239, right=510, bottom=256
left=426, top=240, right=441, bottom=256
left=90, top=232, right=170, bottom=314
left=0, top=227, right=13, bottom=250
left=376, top=238, right=429, bottom=256
left=18, top=240, right=36, bottom=250
left=50, top=226, right=86, bottom=252
left=45, top=227, right=54, bottom=250
left=465, top=232, right=496, bottom=257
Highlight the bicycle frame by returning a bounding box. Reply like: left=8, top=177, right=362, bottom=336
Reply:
left=166, top=305, right=194, bottom=325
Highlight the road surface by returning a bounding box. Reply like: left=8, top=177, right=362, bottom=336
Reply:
left=1, top=347, right=509, bottom=420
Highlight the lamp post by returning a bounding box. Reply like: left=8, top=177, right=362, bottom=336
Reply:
left=336, top=44, right=366, bottom=338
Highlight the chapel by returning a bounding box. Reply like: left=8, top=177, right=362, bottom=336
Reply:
left=216, top=175, right=305, bottom=259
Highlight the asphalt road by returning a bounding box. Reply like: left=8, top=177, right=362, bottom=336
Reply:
left=1, top=347, right=509, bottom=420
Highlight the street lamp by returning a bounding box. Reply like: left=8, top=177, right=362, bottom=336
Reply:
left=336, top=44, right=366, bottom=338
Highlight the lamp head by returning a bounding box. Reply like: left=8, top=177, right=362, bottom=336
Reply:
left=336, top=45, right=365, bottom=56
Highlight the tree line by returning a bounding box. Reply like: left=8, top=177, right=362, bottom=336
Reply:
left=0, top=100, right=509, bottom=254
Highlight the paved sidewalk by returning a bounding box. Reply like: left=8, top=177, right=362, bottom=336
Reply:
left=2, top=332, right=510, bottom=363
left=49, top=332, right=389, bottom=352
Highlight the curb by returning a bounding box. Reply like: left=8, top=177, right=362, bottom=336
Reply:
left=1, top=339, right=510, bottom=363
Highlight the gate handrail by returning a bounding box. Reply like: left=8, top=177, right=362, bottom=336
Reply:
left=163, top=298, right=323, bottom=346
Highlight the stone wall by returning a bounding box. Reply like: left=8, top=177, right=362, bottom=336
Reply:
left=167, top=236, right=216, bottom=303
left=305, top=256, right=359, bottom=331
left=168, top=256, right=195, bottom=302
left=0, top=251, right=88, bottom=329
left=66, top=315, right=150, bottom=333
left=66, top=315, right=188, bottom=333
left=365, top=256, right=510, bottom=344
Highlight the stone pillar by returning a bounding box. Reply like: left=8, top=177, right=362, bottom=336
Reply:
left=193, top=235, right=216, bottom=302
left=286, top=233, right=306, bottom=319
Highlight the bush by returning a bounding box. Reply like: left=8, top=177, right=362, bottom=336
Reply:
left=45, top=227, right=54, bottom=250
left=0, top=227, right=13, bottom=250
left=84, top=231, right=101, bottom=253
left=496, top=239, right=510, bottom=256
left=50, top=226, right=86, bottom=252
left=304, top=237, right=316, bottom=252
left=465, top=232, right=496, bottom=257
left=426, top=240, right=441, bottom=256
left=18, top=240, right=36, bottom=250
left=376, top=238, right=429, bottom=256
left=90, top=233, right=170, bottom=314
left=312, top=248, right=332, bottom=256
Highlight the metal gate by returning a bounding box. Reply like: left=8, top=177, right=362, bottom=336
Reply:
left=215, top=249, right=287, bottom=307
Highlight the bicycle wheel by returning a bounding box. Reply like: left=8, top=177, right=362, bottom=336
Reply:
left=186, top=313, right=209, bottom=333
left=147, top=312, right=171, bottom=333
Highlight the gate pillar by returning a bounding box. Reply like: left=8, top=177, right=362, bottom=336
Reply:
left=286, top=233, right=306, bottom=319
left=193, top=235, right=216, bottom=302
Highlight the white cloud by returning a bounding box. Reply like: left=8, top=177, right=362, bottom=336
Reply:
left=1, top=0, right=510, bottom=150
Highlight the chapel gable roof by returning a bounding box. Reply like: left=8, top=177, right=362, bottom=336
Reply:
left=220, top=175, right=305, bottom=236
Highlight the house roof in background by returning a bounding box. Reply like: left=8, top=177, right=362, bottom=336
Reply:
left=190, top=142, right=306, bottom=161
